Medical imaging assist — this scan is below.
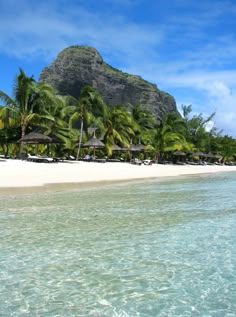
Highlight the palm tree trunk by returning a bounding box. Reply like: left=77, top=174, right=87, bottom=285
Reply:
left=76, top=119, right=84, bottom=160
left=20, top=125, right=26, bottom=154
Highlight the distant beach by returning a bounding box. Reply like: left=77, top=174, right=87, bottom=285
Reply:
left=1, top=159, right=236, bottom=194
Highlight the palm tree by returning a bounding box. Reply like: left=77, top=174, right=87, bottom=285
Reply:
left=72, top=86, right=110, bottom=159
left=181, top=104, right=216, bottom=152
left=102, top=106, right=136, bottom=156
left=214, top=135, right=236, bottom=161
left=0, top=106, right=20, bottom=156
left=131, top=104, right=156, bottom=145
left=131, top=104, right=156, bottom=130
left=37, top=95, right=74, bottom=156
left=0, top=68, right=56, bottom=153
left=63, top=94, right=94, bottom=159
left=84, top=86, right=108, bottom=119
left=154, top=112, right=190, bottom=160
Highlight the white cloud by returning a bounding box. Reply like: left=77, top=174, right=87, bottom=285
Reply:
left=203, top=81, right=236, bottom=136
left=169, top=75, right=236, bottom=137
left=125, top=60, right=236, bottom=137
left=0, top=0, right=236, bottom=137
left=0, top=0, right=163, bottom=62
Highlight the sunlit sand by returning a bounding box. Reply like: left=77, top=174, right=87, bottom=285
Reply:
left=1, top=159, right=236, bottom=193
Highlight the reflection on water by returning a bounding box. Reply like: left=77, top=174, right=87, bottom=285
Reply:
left=0, top=173, right=236, bottom=316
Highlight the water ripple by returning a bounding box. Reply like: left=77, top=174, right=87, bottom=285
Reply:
left=0, top=172, right=236, bottom=316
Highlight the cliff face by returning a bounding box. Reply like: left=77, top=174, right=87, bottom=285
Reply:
left=39, top=46, right=177, bottom=117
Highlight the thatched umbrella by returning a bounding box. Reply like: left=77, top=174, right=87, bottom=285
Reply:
left=205, top=152, right=215, bottom=158
left=192, top=151, right=205, bottom=157
left=206, top=152, right=223, bottom=163
left=18, top=132, right=52, bottom=156
left=214, top=154, right=222, bottom=160
left=205, top=152, right=215, bottom=162
left=128, top=142, right=145, bottom=160
left=173, top=150, right=186, bottom=163
left=109, top=143, right=122, bottom=159
left=128, top=143, right=139, bottom=160
left=135, top=143, right=145, bottom=151
left=130, top=141, right=145, bottom=152
left=111, top=144, right=122, bottom=151
left=119, top=147, right=129, bottom=152
left=82, top=135, right=105, bottom=158
left=130, top=144, right=140, bottom=152
left=173, top=150, right=186, bottom=156
left=129, top=138, right=145, bottom=152
left=18, top=132, right=52, bottom=144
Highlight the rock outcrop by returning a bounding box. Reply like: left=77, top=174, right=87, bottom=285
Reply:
left=40, top=46, right=177, bottom=118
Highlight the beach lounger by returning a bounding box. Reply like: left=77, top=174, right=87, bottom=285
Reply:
left=27, top=154, right=54, bottom=163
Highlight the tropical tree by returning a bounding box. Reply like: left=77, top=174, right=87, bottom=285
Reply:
left=214, top=135, right=236, bottom=161
left=63, top=87, right=100, bottom=159
left=35, top=95, right=74, bottom=156
left=131, top=104, right=156, bottom=145
left=102, top=105, right=136, bottom=156
left=153, top=112, right=190, bottom=160
left=0, top=68, right=56, bottom=153
left=181, top=104, right=216, bottom=152
left=132, top=105, right=156, bottom=128
left=0, top=106, right=20, bottom=156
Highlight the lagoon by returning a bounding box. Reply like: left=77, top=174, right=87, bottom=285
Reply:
left=0, top=173, right=236, bottom=316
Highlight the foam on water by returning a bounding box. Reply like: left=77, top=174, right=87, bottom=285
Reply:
left=0, top=172, right=236, bottom=316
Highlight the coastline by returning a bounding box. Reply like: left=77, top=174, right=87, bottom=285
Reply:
left=1, top=159, right=236, bottom=195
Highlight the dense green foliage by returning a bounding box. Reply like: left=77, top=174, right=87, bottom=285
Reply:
left=0, top=69, right=235, bottom=162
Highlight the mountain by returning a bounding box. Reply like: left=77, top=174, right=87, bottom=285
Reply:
left=39, top=45, right=178, bottom=118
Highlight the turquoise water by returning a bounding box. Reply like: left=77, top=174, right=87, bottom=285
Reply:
left=0, top=172, right=236, bottom=317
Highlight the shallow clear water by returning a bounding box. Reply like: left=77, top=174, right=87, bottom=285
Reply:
left=0, top=172, right=236, bottom=317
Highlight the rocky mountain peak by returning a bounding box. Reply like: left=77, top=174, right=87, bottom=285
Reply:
left=39, top=45, right=177, bottom=118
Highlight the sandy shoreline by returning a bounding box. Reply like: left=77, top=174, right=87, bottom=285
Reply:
left=1, top=158, right=236, bottom=194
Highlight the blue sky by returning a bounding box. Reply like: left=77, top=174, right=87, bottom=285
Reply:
left=1, top=0, right=236, bottom=137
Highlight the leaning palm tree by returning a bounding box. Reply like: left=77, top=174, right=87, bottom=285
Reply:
left=0, top=68, right=57, bottom=153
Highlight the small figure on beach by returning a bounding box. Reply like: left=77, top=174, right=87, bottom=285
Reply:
left=84, top=154, right=92, bottom=161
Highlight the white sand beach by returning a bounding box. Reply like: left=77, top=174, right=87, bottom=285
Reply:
left=1, top=159, right=236, bottom=191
